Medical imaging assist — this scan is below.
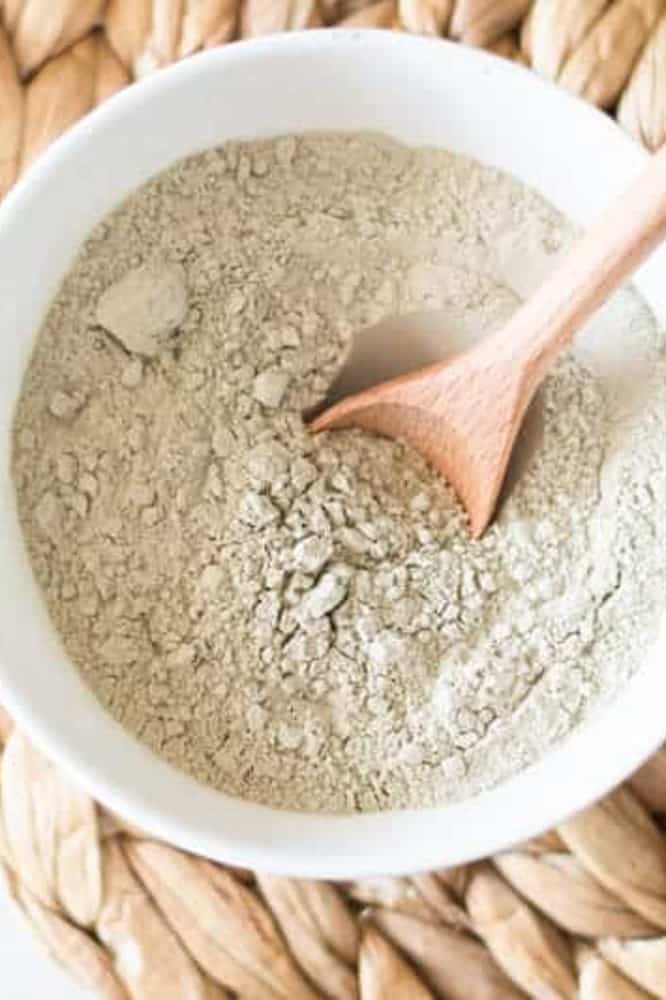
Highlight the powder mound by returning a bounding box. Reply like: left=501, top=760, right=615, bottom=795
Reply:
left=11, top=133, right=666, bottom=813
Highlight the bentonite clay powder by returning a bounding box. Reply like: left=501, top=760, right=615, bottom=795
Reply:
left=12, top=133, right=666, bottom=812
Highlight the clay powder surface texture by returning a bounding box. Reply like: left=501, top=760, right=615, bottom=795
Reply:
left=12, top=133, right=666, bottom=812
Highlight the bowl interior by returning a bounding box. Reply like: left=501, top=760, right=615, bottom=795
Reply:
left=0, top=30, right=664, bottom=878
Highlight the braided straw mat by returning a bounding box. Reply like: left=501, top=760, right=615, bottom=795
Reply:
left=2, top=2, right=666, bottom=997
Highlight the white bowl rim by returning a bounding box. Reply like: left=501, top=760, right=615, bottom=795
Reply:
left=0, top=29, right=664, bottom=879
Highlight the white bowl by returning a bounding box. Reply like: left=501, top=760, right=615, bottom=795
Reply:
left=0, top=30, right=665, bottom=879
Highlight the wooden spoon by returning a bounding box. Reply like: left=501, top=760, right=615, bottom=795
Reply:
left=310, top=143, right=666, bottom=537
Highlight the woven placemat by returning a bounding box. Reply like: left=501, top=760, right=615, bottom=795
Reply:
left=2, top=3, right=666, bottom=998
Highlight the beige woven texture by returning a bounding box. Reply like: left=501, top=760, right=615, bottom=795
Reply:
left=2, top=1, right=666, bottom=997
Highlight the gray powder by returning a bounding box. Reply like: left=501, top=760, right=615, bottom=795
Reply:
left=12, top=133, right=666, bottom=812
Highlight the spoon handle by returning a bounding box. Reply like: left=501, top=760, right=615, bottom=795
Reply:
left=495, top=142, right=666, bottom=388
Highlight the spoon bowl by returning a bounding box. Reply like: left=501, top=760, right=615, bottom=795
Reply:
left=311, top=343, right=529, bottom=537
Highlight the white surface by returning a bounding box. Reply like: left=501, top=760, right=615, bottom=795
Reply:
left=0, top=894, right=87, bottom=999
left=0, top=30, right=665, bottom=878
